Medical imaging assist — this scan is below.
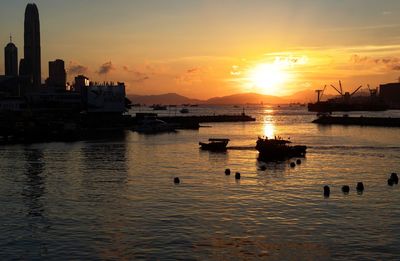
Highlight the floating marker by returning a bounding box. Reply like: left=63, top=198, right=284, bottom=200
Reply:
left=290, top=162, right=296, bottom=168
left=342, top=185, right=350, bottom=193
left=296, top=159, right=301, bottom=165
left=174, top=177, right=180, bottom=184
left=225, top=168, right=231, bottom=175
left=356, top=182, right=364, bottom=192
left=390, top=173, right=398, bottom=184
left=235, top=172, right=241, bottom=180
left=388, top=178, right=394, bottom=186
left=323, top=185, right=330, bottom=197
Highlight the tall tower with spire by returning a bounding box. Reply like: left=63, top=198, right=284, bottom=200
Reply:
left=24, top=3, right=41, bottom=89
left=4, top=35, right=18, bottom=76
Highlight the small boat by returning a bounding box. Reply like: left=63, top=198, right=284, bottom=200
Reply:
left=180, top=108, right=189, bottom=113
left=199, top=138, right=230, bottom=151
left=151, top=104, right=167, bottom=110
left=256, top=136, right=306, bottom=161
left=134, top=118, right=176, bottom=134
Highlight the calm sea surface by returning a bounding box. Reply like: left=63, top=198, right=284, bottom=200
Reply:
left=1, top=105, right=400, bottom=260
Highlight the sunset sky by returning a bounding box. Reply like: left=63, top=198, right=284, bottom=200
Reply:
left=1, top=0, right=400, bottom=99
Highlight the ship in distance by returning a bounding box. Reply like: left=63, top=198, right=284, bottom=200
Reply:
left=308, top=81, right=388, bottom=112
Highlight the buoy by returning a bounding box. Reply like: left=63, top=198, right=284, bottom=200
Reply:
left=235, top=172, right=241, bottom=180
left=323, top=185, right=330, bottom=197
left=296, top=159, right=301, bottom=165
left=342, top=185, right=350, bottom=193
left=225, top=168, right=231, bottom=175
left=260, top=165, right=267, bottom=171
left=290, top=162, right=296, bottom=168
left=388, top=178, right=394, bottom=186
left=390, top=173, right=398, bottom=184
left=356, top=182, right=364, bottom=192
left=174, top=177, right=180, bottom=184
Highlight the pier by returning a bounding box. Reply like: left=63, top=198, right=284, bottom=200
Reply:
left=312, top=116, right=400, bottom=127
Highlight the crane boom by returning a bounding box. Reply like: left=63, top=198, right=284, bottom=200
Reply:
left=330, top=84, right=343, bottom=96
left=350, top=85, right=363, bottom=96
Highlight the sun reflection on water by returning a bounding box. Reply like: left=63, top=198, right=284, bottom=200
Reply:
left=263, top=122, right=275, bottom=139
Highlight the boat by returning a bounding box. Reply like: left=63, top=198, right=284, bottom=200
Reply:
left=256, top=136, right=306, bottom=161
left=180, top=108, right=189, bottom=113
left=199, top=138, right=230, bottom=151
left=150, top=104, right=167, bottom=110
left=134, top=118, right=176, bottom=134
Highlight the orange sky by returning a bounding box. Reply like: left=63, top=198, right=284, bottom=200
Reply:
left=1, top=0, right=400, bottom=99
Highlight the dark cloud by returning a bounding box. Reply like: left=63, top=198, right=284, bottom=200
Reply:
left=67, top=61, right=88, bottom=75
left=350, top=54, right=400, bottom=70
left=97, top=61, right=115, bottom=75
left=186, top=67, right=200, bottom=73
left=132, top=72, right=150, bottom=83
left=123, top=65, right=150, bottom=83
left=176, top=67, right=204, bottom=85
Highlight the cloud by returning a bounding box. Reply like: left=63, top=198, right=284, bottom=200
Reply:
left=186, top=67, right=200, bottom=73
left=97, top=61, right=115, bottom=75
left=176, top=67, right=204, bottom=85
left=67, top=61, right=88, bottom=75
left=350, top=54, right=400, bottom=71
left=123, top=65, right=150, bottom=83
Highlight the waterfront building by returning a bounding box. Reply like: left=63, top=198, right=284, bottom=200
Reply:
left=48, top=59, right=66, bottom=91
left=85, top=82, right=127, bottom=113
left=24, top=3, right=41, bottom=89
left=4, top=36, right=18, bottom=76
left=379, top=82, right=400, bottom=109
left=74, top=75, right=90, bottom=93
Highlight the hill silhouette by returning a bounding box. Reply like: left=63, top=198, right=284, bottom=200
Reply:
left=205, top=93, right=286, bottom=104
left=128, top=91, right=320, bottom=105
left=128, top=93, right=203, bottom=105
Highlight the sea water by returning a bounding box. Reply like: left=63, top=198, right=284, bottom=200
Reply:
left=0, top=105, right=400, bottom=260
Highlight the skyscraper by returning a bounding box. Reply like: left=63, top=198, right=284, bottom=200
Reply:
left=24, top=3, right=41, bottom=89
left=4, top=36, right=18, bottom=76
left=48, top=59, right=66, bottom=90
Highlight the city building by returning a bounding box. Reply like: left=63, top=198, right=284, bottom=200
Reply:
left=85, top=82, right=127, bottom=113
left=4, top=36, right=18, bottom=76
left=24, top=3, right=41, bottom=89
left=379, top=82, right=400, bottom=109
left=73, top=75, right=89, bottom=93
left=47, top=59, right=66, bottom=90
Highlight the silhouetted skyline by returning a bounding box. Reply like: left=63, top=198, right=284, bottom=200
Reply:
left=1, top=1, right=400, bottom=99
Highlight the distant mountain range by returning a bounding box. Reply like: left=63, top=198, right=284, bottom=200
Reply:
left=127, top=90, right=326, bottom=105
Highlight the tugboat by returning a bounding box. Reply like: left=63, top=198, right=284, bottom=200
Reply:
left=199, top=138, right=230, bottom=152
left=256, top=136, right=307, bottom=161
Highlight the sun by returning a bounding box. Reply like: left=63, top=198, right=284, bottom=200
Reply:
left=248, top=63, right=290, bottom=95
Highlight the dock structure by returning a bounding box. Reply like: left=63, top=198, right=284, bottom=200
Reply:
left=312, top=116, right=400, bottom=127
